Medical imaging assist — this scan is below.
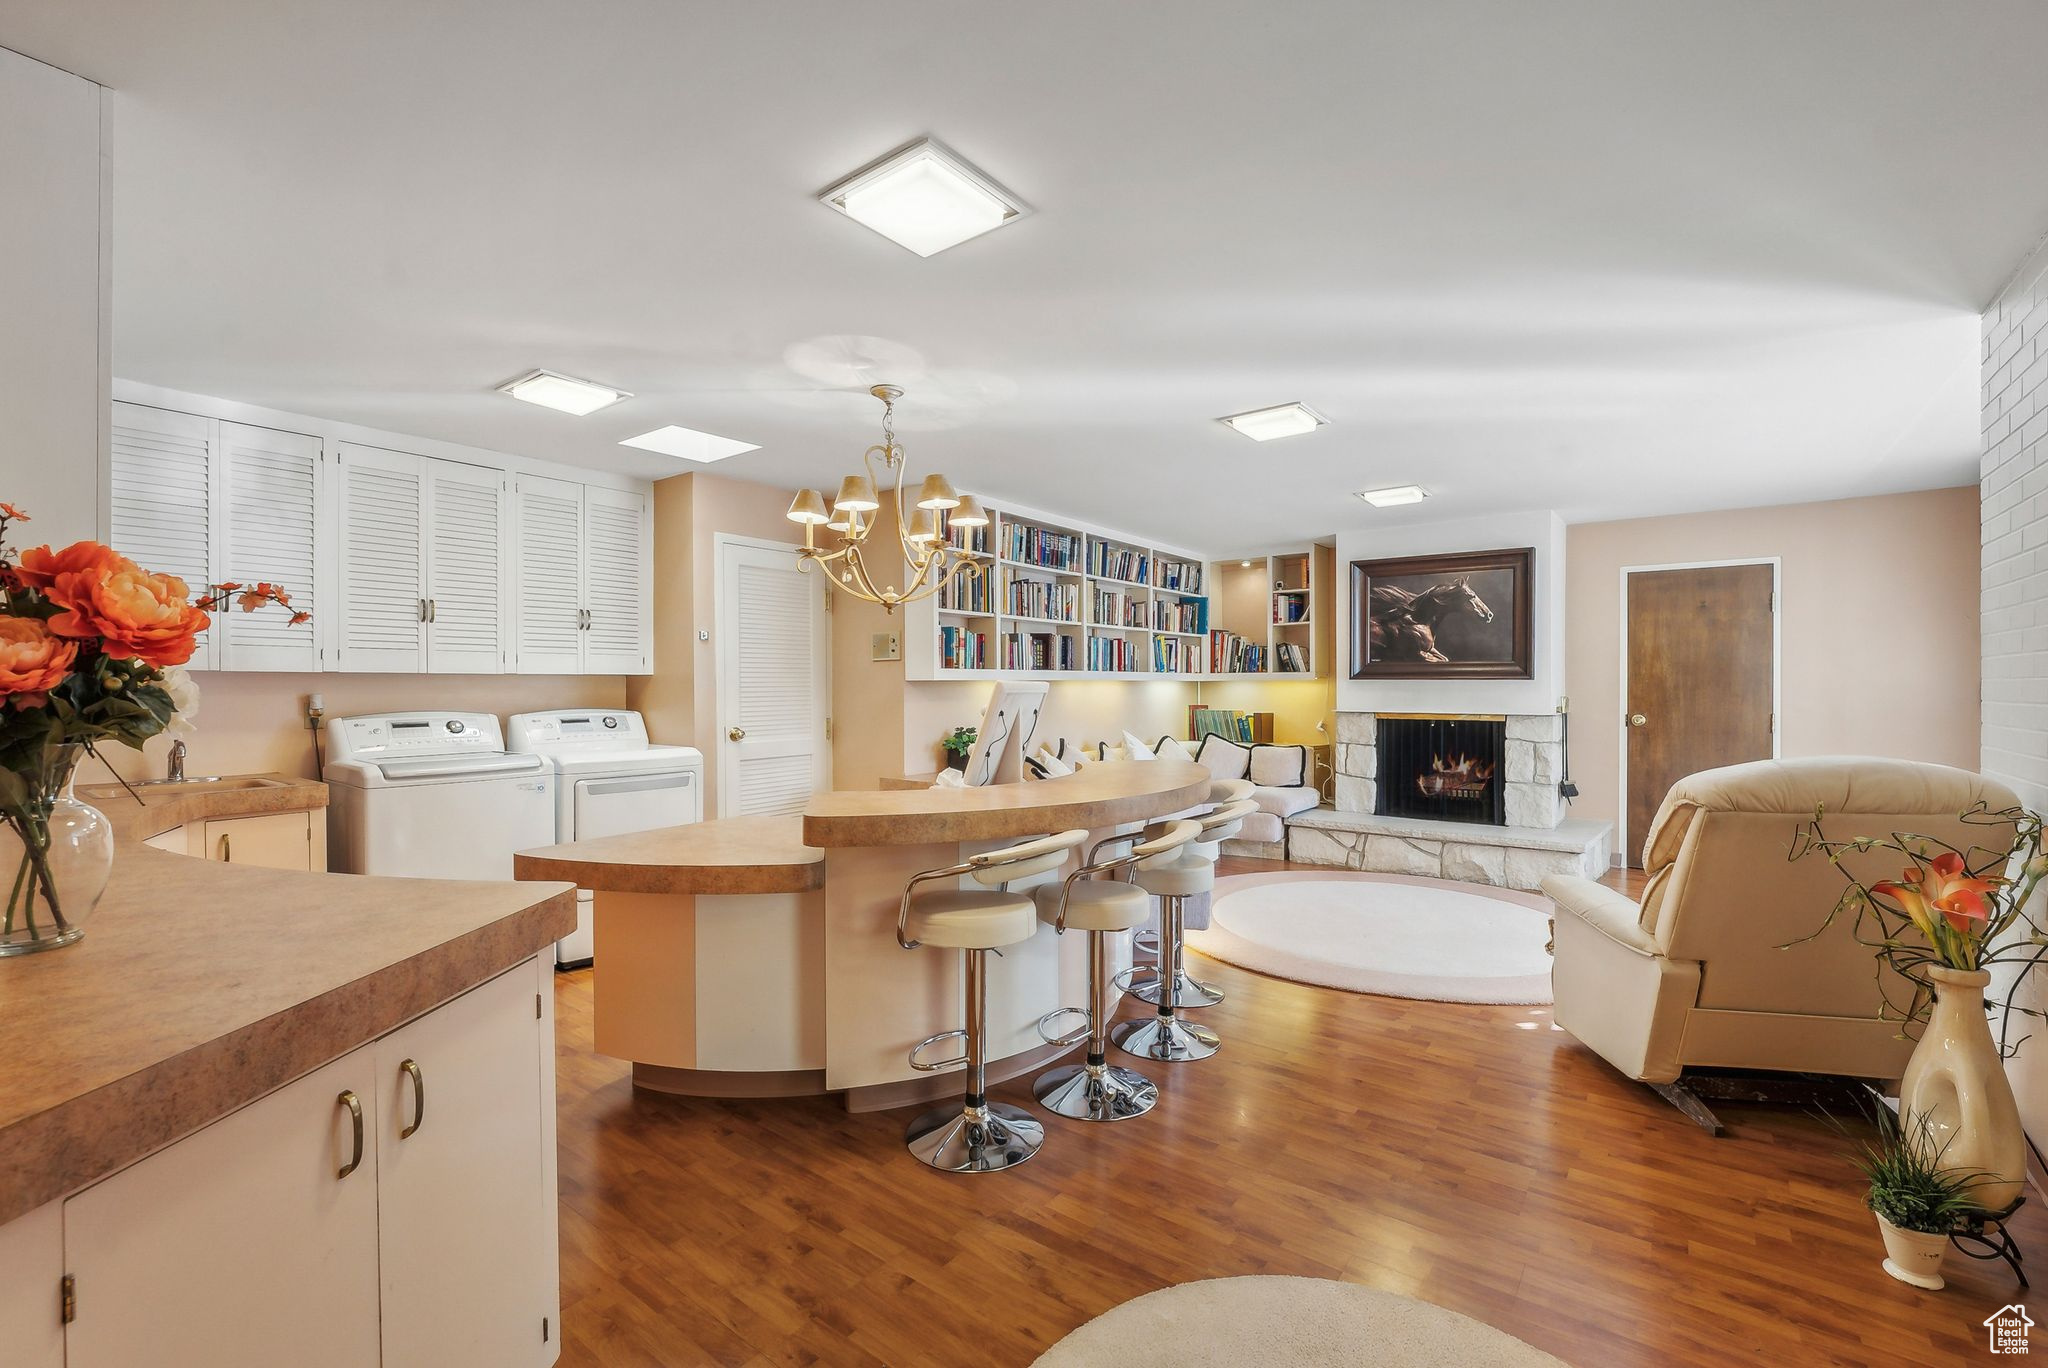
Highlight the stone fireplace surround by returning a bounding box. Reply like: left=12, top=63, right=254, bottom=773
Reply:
left=1284, top=711, right=1613, bottom=891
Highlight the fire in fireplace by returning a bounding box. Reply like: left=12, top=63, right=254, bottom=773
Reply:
left=1376, top=716, right=1506, bottom=825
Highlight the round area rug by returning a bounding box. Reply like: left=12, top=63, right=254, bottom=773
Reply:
left=1033, top=1276, right=1565, bottom=1367
left=1185, top=871, right=1554, bottom=1003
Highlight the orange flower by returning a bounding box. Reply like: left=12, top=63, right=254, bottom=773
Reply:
left=0, top=615, right=78, bottom=709
left=17, top=541, right=211, bottom=668
left=1872, top=851, right=2005, bottom=938
left=0, top=503, right=29, bottom=522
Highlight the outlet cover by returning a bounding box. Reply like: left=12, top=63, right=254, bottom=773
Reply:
left=872, top=632, right=901, bottom=662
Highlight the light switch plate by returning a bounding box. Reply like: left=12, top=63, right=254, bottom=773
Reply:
left=872, top=632, right=901, bottom=662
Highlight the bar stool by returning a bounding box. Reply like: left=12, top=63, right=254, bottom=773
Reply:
left=1031, top=819, right=1203, bottom=1122
left=1130, top=779, right=1257, bottom=1010
left=897, top=829, right=1088, bottom=1173
left=1111, top=800, right=1259, bottom=1063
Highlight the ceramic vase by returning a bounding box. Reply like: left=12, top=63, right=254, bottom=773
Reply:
left=1900, top=965, right=2026, bottom=1211
left=1875, top=1215, right=1949, bottom=1290
left=0, top=744, right=113, bottom=956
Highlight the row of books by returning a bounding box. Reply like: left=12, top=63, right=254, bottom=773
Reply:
left=1188, top=708, right=1262, bottom=744
left=1002, top=521, right=1081, bottom=571
left=1008, top=574, right=1079, bottom=622
left=943, top=516, right=990, bottom=556
left=1090, top=588, right=1148, bottom=627
left=1153, top=597, right=1206, bottom=634
left=938, top=626, right=988, bottom=671
left=1209, top=629, right=1269, bottom=673
left=1088, top=543, right=1148, bottom=583
left=1272, top=591, right=1309, bottom=623
left=1275, top=642, right=1309, bottom=672
left=1153, top=636, right=1200, bottom=673
left=1086, top=634, right=1141, bottom=672
left=940, top=571, right=990, bottom=613
left=1157, top=558, right=1204, bottom=593
left=1004, top=631, right=1077, bottom=672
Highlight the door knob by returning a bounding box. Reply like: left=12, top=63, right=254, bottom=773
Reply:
left=728, top=727, right=746, bottom=741
left=1628, top=713, right=1647, bottom=728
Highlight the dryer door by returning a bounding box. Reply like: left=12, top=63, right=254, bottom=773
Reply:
left=572, top=770, right=700, bottom=839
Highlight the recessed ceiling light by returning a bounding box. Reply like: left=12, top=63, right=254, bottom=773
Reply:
left=496, top=369, right=630, bottom=416
left=1220, top=402, right=1325, bottom=441
left=618, top=425, right=761, bottom=464
left=819, top=137, right=1030, bottom=258
left=1357, top=484, right=1430, bottom=507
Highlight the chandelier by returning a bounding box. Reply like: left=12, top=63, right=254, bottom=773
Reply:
left=785, top=384, right=988, bottom=614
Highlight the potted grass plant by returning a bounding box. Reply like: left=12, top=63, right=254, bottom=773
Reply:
left=1855, top=1106, right=1987, bottom=1290
left=939, top=726, right=977, bottom=771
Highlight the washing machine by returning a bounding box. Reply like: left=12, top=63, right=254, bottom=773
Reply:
left=506, top=709, right=705, bottom=969
left=323, top=711, right=556, bottom=880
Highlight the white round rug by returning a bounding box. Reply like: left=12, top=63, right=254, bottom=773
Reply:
left=1033, top=1276, right=1565, bottom=1367
left=1185, top=871, right=1555, bottom=1004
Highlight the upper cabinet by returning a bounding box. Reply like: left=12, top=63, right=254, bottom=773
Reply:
left=108, top=397, right=652, bottom=676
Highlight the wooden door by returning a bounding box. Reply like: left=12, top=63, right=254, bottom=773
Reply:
left=512, top=474, right=586, bottom=674
left=423, top=457, right=510, bottom=674
left=203, top=811, right=314, bottom=870
left=582, top=484, right=650, bottom=674
left=375, top=962, right=554, bottom=1368
left=1624, top=562, right=1775, bottom=865
left=217, top=420, right=323, bottom=672
left=64, top=1050, right=382, bottom=1368
left=717, top=537, right=831, bottom=816
left=334, top=442, right=429, bottom=672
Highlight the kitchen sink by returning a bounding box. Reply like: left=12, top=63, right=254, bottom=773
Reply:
left=87, top=775, right=294, bottom=798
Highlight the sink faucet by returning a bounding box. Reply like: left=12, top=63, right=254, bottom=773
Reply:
left=167, top=739, right=186, bottom=783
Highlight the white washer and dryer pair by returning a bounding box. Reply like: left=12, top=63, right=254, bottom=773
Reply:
left=507, top=709, right=704, bottom=968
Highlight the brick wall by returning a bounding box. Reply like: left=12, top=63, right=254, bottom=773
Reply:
left=1984, top=235, right=2048, bottom=812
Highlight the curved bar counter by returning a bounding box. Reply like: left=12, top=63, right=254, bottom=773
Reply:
left=515, top=762, right=1211, bottom=1111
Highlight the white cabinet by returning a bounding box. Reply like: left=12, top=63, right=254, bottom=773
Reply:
left=217, top=421, right=323, bottom=672
left=425, top=458, right=512, bottom=674
left=514, top=476, right=650, bottom=675
left=0, top=1200, right=62, bottom=1368
left=203, top=810, right=318, bottom=871
left=109, top=403, right=218, bottom=670
left=63, top=1049, right=384, bottom=1368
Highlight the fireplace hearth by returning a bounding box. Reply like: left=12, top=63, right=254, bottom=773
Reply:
left=1375, top=716, right=1506, bottom=825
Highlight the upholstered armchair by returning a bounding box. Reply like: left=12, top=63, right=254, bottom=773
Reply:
left=1543, top=757, right=2021, bottom=1132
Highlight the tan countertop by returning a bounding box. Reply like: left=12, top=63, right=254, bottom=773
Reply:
left=515, top=814, right=823, bottom=895
left=0, top=778, right=575, bottom=1226
left=802, top=761, right=1212, bottom=848
left=77, top=771, right=331, bottom=843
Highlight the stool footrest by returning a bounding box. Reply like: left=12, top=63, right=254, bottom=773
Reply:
left=908, top=1027, right=969, bottom=1073
left=1035, top=1006, right=1092, bottom=1048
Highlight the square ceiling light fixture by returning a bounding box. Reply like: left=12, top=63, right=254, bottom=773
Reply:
left=1219, top=402, right=1326, bottom=442
left=496, top=368, right=631, bottom=416
left=819, top=137, right=1030, bottom=257
left=1356, top=484, right=1430, bottom=507
left=619, top=424, right=761, bottom=464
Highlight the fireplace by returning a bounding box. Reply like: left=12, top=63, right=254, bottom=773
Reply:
left=1375, top=715, right=1506, bottom=825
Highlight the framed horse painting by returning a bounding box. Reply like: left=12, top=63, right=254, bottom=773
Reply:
left=1348, top=546, right=1533, bottom=679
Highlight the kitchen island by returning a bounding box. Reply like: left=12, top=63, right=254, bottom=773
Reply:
left=514, top=761, right=1210, bottom=1112
left=0, top=777, right=575, bottom=1368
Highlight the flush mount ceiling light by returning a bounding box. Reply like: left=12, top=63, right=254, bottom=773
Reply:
left=818, top=137, right=1030, bottom=258
left=495, top=368, right=630, bottom=416
left=1219, top=402, right=1325, bottom=442
left=1356, top=484, right=1430, bottom=507
left=618, top=425, right=761, bottom=463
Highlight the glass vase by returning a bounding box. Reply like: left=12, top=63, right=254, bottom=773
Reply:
left=0, top=744, right=114, bottom=956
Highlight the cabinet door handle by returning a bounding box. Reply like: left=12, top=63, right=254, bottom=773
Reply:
left=218, top=833, right=231, bottom=863
left=399, top=1058, right=425, bottom=1139
left=418, top=598, right=430, bottom=623
left=425, top=598, right=437, bottom=623
left=336, top=1090, right=364, bottom=1179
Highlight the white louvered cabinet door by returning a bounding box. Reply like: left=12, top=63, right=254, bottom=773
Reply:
left=334, top=443, right=428, bottom=673
left=109, top=402, right=217, bottom=670
left=512, top=475, right=585, bottom=674
left=582, top=485, right=649, bottom=675
left=217, top=422, right=322, bottom=672
left=423, top=458, right=508, bottom=674
left=717, top=540, right=830, bottom=816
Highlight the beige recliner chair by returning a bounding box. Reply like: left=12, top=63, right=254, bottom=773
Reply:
left=1543, top=756, right=2021, bottom=1132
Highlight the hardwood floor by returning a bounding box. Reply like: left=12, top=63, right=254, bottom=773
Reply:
left=551, top=859, right=2036, bottom=1366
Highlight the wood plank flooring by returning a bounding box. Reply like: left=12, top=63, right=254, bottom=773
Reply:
left=551, top=859, right=2038, bottom=1366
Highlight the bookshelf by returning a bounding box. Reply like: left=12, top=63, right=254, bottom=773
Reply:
left=1205, top=544, right=1333, bottom=678
left=906, top=502, right=1214, bottom=681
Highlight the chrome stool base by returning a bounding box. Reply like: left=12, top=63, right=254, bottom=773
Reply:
left=1128, top=969, right=1225, bottom=1009
left=1111, top=1014, right=1220, bottom=1062
left=1034, top=1059, right=1158, bottom=1122
left=905, top=1100, right=1045, bottom=1173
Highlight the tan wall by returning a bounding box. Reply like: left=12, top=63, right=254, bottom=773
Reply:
left=99, top=672, right=625, bottom=783
left=829, top=500, right=910, bottom=791
left=1565, top=487, right=1981, bottom=855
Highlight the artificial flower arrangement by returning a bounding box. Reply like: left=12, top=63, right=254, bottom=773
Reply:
left=0, top=501, right=306, bottom=952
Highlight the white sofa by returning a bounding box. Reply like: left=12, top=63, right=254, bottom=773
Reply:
left=1029, top=731, right=1321, bottom=856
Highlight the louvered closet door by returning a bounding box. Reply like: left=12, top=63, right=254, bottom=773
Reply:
left=511, top=475, right=585, bottom=674
left=716, top=539, right=830, bottom=817
left=334, top=444, right=428, bottom=672
left=582, top=485, right=649, bottom=674
left=424, top=459, right=508, bottom=674
left=109, top=402, right=216, bottom=670
left=217, top=422, right=321, bottom=672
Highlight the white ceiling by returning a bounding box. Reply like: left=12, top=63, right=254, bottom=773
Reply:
left=9, top=2, right=2048, bottom=555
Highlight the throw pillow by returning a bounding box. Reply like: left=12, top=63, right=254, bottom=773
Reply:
left=1152, top=735, right=1196, bottom=763
left=1121, top=730, right=1156, bottom=760
left=1027, top=746, right=1074, bottom=779
left=1248, top=743, right=1308, bottom=788
left=1194, top=733, right=1252, bottom=782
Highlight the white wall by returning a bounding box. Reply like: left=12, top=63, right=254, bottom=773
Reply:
left=0, top=46, right=108, bottom=545
left=1335, top=510, right=1567, bottom=716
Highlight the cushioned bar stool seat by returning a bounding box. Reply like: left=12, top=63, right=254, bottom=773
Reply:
left=1113, top=799, right=1258, bottom=1063
left=1130, top=796, right=1253, bottom=1010
left=1034, top=880, right=1147, bottom=933
left=897, top=829, right=1087, bottom=1173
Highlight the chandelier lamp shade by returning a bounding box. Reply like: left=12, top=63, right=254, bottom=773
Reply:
left=785, top=385, right=988, bottom=613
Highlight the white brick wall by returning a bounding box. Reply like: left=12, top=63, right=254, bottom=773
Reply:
left=1984, top=233, right=2048, bottom=811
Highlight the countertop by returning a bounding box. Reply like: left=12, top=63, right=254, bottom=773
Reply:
left=0, top=777, right=575, bottom=1226
left=801, top=761, right=1212, bottom=848
left=515, top=814, right=823, bottom=895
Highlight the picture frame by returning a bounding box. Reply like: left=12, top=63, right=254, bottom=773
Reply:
left=1349, top=546, right=1533, bottom=680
